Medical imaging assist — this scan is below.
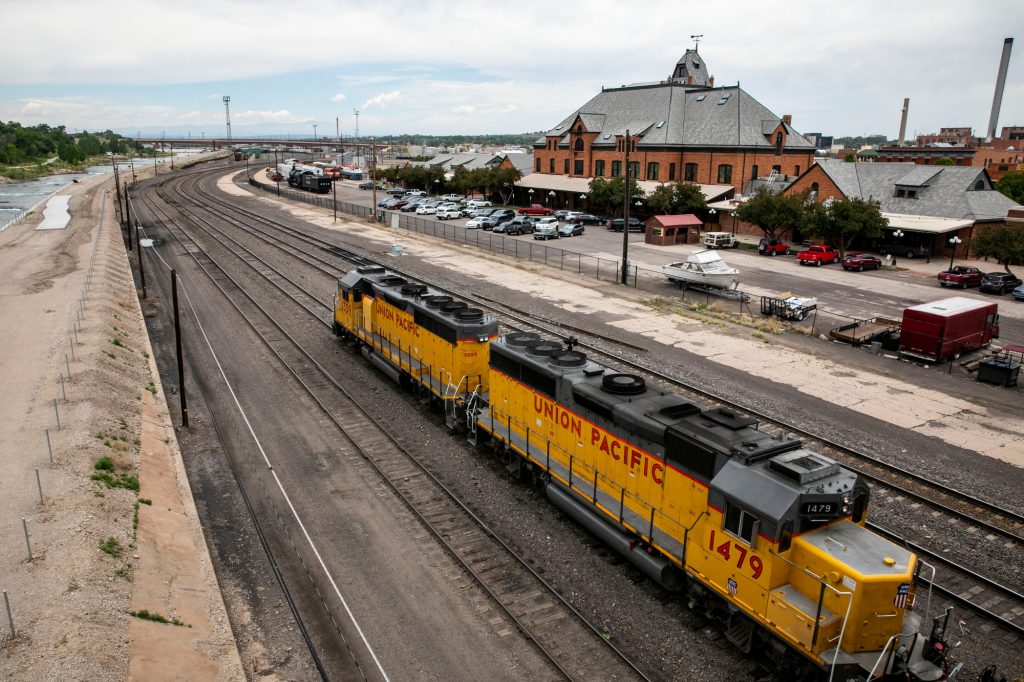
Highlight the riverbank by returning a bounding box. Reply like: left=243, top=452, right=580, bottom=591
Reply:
left=0, top=152, right=175, bottom=183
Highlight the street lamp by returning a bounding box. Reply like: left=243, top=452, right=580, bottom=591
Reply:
left=547, top=190, right=555, bottom=207
left=528, top=188, right=534, bottom=205
left=948, top=235, right=962, bottom=271
left=579, top=193, right=586, bottom=210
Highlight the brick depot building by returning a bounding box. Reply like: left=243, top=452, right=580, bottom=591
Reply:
left=519, top=49, right=817, bottom=208
left=783, top=160, right=1020, bottom=259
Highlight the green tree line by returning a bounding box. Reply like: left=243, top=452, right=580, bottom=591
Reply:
left=0, top=121, right=143, bottom=166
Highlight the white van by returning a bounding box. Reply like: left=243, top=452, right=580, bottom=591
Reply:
left=703, top=232, right=737, bottom=249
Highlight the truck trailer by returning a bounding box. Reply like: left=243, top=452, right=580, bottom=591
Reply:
left=899, top=297, right=999, bottom=362
left=300, top=173, right=332, bottom=194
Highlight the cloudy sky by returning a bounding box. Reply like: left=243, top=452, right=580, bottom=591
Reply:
left=1, top=0, right=1021, bottom=141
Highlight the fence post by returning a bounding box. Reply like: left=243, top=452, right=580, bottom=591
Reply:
left=45, top=428, right=53, bottom=463
left=2, top=590, right=13, bottom=638
left=35, top=468, right=43, bottom=504
left=22, top=519, right=32, bottom=561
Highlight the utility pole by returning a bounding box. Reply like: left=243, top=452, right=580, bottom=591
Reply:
left=223, top=95, right=232, bottom=142
left=353, top=108, right=360, bottom=168
left=621, top=129, right=631, bottom=285
left=125, top=187, right=132, bottom=250
left=171, top=269, right=189, bottom=427
left=371, top=137, right=378, bottom=221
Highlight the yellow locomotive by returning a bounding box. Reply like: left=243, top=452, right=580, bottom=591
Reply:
left=334, top=267, right=954, bottom=681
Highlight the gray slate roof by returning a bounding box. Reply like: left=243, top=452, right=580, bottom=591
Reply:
left=535, top=83, right=815, bottom=151
left=814, top=159, right=1019, bottom=221
left=669, top=48, right=710, bottom=86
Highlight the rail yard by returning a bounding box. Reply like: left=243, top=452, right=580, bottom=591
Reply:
left=91, top=157, right=1021, bottom=681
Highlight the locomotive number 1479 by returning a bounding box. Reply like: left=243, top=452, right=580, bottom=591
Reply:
left=708, top=529, right=764, bottom=580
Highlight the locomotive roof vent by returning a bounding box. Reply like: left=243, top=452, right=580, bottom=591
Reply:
left=401, top=284, right=428, bottom=296
left=453, top=308, right=484, bottom=321
left=440, top=301, right=468, bottom=314
left=526, top=341, right=562, bottom=357
left=659, top=401, right=701, bottom=419
left=601, top=373, right=646, bottom=395
left=548, top=351, right=587, bottom=367
left=423, top=295, right=453, bottom=308
left=769, top=450, right=840, bottom=484
left=379, top=276, right=407, bottom=287
left=506, top=332, right=541, bottom=346
left=357, top=266, right=386, bottom=274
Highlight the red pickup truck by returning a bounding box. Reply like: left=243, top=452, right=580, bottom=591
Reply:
left=796, top=245, right=840, bottom=266
left=937, top=266, right=984, bottom=288
left=518, top=204, right=553, bottom=216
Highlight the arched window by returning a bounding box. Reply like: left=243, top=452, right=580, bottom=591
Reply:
left=775, top=131, right=784, bottom=155
left=574, top=138, right=584, bottom=152
left=810, top=182, right=819, bottom=193
left=549, top=158, right=555, bottom=173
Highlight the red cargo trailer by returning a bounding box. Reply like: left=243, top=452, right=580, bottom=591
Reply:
left=899, top=297, right=999, bottom=362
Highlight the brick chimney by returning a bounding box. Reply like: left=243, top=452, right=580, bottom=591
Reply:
left=709, top=76, right=715, bottom=87
left=782, top=114, right=792, bottom=126
left=687, top=75, right=693, bottom=85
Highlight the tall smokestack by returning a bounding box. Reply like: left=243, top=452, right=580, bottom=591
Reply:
left=987, top=38, right=1014, bottom=142
left=897, top=98, right=910, bottom=147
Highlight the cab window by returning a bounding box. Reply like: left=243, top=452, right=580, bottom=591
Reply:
left=724, top=502, right=759, bottom=545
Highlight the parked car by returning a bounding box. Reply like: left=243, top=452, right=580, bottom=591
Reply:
left=796, top=244, right=841, bottom=266
left=938, top=265, right=984, bottom=288
left=480, top=215, right=504, bottom=230
left=465, top=216, right=488, bottom=229
left=405, top=189, right=427, bottom=197
left=558, top=222, right=585, bottom=237
left=1013, top=283, right=1024, bottom=301
left=553, top=210, right=573, bottom=221
left=465, top=199, right=493, bottom=208
left=416, top=204, right=438, bottom=215
left=378, top=197, right=396, bottom=207
left=607, top=217, right=643, bottom=232
left=533, top=217, right=560, bottom=240
left=440, top=193, right=464, bottom=202
left=436, top=208, right=462, bottom=220
left=519, top=203, right=553, bottom=216
left=498, top=216, right=536, bottom=235
left=758, top=237, right=790, bottom=256
left=386, top=188, right=407, bottom=196
left=489, top=209, right=516, bottom=223
left=358, top=181, right=375, bottom=190
left=980, top=272, right=1023, bottom=295
left=400, top=199, right=424, bottom=212
left=841, top=253, right=882, bottom=271
left=879, top=242, right=931, bottom=259
left=572, top=213, right=602, bottom=225
left=703, top=232, right=737, bottom=249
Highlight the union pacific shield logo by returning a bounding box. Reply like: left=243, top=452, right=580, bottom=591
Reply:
left=893, top=583, right=909, bottom=608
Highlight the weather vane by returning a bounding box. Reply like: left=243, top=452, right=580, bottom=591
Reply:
left=690, top=34, right=703, bottom=50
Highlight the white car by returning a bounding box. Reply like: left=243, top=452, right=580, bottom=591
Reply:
left=533, top=217, right=560, bottom=240
left=415, top=205, right=438, bottom=215
left=465, top=217, right=487, bottom=229
left=405, top=189, right=427, bottom=197
left=465, top=199, right=492, bottom=208
left=437, top=208, right=462, bottom=220
left=441, top=194, right=464, bottom=202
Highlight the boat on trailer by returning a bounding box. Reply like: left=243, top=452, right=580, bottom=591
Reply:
left=663, top=249, right=740, bottom=289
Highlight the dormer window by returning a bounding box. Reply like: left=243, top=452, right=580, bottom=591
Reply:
left=775, top=132, right=784, bottom=155
left=574, top=138, right=584, bottom=151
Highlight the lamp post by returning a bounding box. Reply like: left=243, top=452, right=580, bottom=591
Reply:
left=433, top=178, right=440, bottom=196
left=528, top=188, right=534, bottom=206
left=948, top=235, right=962, bottom=271
left=891, top=229, right=904, bottom=265
left=547, top=190, right=555, bottom=207
left=708, top=208, right=717, bottom=225
left=579, top=193, right=586, bottom=211
left=621, top=129, right=631, bottom=284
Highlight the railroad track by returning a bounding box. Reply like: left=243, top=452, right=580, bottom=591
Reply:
left=148, top=166, right=1024, bottom=647
left=136, top=180, right=651, bottom=682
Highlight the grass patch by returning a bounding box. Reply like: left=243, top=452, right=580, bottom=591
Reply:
left=99, top=536, right=123, bottom=558
left=94, top=456, right=114, bottom=471
left=129, top=609, right=188, bottom=627
left=138, top=498, right=152, bottom=505
left=110, top=338, right=134, bottom=352
left=145, top=380, right=157, bottom=395
left=115, top=565, right=133, bottom=581
left=91, top=471, right=140, bottom=491
left=104, top=351, right=116, bottom=359
left=142, top=351, right=149, bottom=359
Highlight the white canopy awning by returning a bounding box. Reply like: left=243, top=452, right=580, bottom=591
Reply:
left=881, top=212, right=973, bottom=235
left=515, top=174, right=733, bottom=202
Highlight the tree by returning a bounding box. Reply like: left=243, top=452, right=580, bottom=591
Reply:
left=735, top=187, right=810, bottom=240
left=587, top=176, right=643, bottom=216
left=935, top=157, right=954, bottom=166
left=801, top=197, right=888, bottom=257
left=645, top=180, right=707, bottom=215
left=843, top=152, right=856, bottom=162
left=973, top=225, right=1024, bottom=274
left=996, top=171, right=1024, bottom=204
left=491, top=166, right=522, bottom=204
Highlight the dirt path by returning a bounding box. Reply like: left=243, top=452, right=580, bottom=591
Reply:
left=0, top=165, right=242, bottom=680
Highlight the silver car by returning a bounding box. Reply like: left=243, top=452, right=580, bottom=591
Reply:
left=533, top=217, right=560, bottom=240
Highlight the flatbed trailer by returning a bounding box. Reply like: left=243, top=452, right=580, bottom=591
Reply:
left=829, top=317, right=901, bottom=345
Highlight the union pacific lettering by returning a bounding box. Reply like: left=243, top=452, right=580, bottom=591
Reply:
left=375, top=300, right=419, bottom=337
left=532, top=393, right=665, bottom=485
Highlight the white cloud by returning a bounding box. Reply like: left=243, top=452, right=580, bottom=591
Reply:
left=331, top=93, right=347, bottom=102
left=363, top=91, right=402, bottom=109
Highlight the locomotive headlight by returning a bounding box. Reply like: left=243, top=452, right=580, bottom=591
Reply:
left=478, top=335, right=488, bottom=342
left=842, top=494, right=851, bottom=504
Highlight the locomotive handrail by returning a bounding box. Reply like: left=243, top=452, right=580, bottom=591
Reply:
left=866, top=633, right=903, bottom=681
